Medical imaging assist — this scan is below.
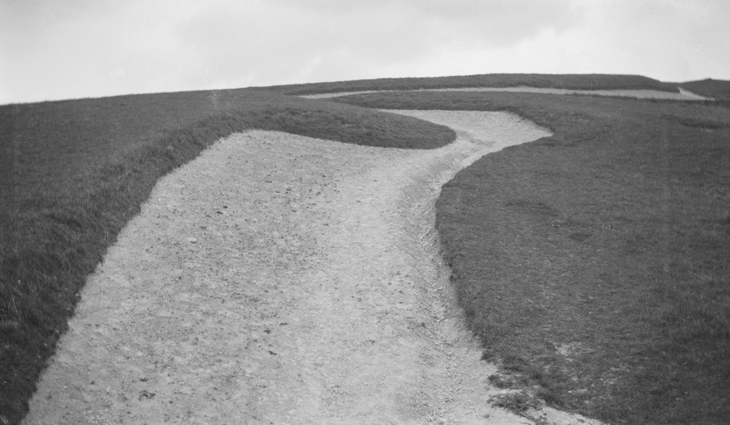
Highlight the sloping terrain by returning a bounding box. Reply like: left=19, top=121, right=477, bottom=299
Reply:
left=3, top=74, right=728, bottom=424
left=23, top=115, right=596, bottom=424
left=0, top=92, right=453, bottom=424
left=335, top=90, right=730, bottom=424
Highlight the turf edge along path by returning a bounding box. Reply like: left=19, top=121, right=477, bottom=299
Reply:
left=334, top=90, right=730, bottom=425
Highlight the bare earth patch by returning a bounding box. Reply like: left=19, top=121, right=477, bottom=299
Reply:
left=24, top=111, right=601, bottom=424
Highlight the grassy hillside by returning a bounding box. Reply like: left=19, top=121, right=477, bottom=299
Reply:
left=260, top=73, right=679, bottom=96
left=0, top=90, right=454, bottom=424
left=2, top=73, right=727, bottom=425
left=336, top=91, right=730, bottom=424
left=679, top=78, right=730, bottom=101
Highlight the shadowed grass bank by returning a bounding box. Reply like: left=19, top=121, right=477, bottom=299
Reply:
left=0, top=90, right=454, bottom=424
left=335, top=91, right=730, bottom=425
left=261, top=73, right=679, bottom=96
left=679, top=78, right=730, bottom=101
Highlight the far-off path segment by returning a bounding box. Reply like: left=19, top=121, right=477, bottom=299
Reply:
left=24, top=110, right=600, bottom=424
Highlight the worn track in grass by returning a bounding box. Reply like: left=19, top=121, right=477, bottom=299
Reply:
left=23, top=111, right=599, bottom=424
left=303, top=87, right=711, bottom=100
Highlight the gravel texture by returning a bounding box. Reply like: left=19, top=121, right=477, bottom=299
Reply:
left=24, top=110, right=602, bottom=425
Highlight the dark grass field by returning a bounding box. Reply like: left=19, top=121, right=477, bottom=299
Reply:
left=0, top=90, right=454, bottom=424
left=679, top=78, right=730, bottom=101
left=336, top=90, right=730, bottom=424
left=1, top=74, right=729, bottom=424
left=262, top=73, right=679, bottom=96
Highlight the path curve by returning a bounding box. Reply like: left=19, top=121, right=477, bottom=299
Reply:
left=302, top=86, right=711, bottom=100
left=24, top=111, right=600, bottom=425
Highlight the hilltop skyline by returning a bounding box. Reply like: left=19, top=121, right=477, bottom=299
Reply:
left=2, top=0, right=729, bottom=104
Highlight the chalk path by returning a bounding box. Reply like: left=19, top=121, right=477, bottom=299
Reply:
left=24, top=111, right=601, bottom=425
left=303, top=86, right=711, bottom=100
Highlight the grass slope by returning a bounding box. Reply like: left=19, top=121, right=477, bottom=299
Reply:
left=0, top=90, right=454, bottom=424
left=2, top=74, right=726, bottom=425
left=679, top=78, right=730, bottom=101
left=259, top=73, right=679, bottom=96
left=336, top=91, right=730, bottom=424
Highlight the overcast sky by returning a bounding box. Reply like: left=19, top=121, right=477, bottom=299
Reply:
left=2, top=0, right=729, bottom=104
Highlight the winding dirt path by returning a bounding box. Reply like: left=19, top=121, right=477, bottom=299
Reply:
left=24, top=111, right=600, bottom=424
left=303, top=87, right=711, bottom=100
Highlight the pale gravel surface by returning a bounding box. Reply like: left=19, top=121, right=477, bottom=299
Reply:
left=303, top=86, right=711, bottom=100
left=24, top=111, right=603, bottom=425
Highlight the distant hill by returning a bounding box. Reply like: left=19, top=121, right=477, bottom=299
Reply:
left=679, top=78, right=730, bottom=100
left=259, top=73, right=679, bottom=96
